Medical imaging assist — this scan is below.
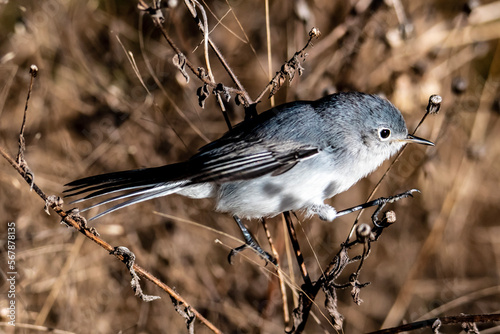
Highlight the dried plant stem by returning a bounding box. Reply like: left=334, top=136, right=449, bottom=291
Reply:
left=368, top=313, right=500, bottom=334
left=124, top=30, right=210, bottom=144
left=260, top=219, right=291, bottom=329
left=150, top=15, right=206, bottom=83
left=186, top=0, right=214, bottom=80
left=283, top=212, right=311, bottom=286
left=288, top=197, right=412, bottom=333
left=16, top=71, right=33, bottom=164
left=265, top=0, right=274, bottom=107
left=186, top=0, right=253, bottom=104
left=139, top=0, right=245, bottom=100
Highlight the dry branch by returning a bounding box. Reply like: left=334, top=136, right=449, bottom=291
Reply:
left=368, top=313, right=500, bottom=334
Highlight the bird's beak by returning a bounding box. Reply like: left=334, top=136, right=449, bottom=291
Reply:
left=403, top=134, right=435, bottom=146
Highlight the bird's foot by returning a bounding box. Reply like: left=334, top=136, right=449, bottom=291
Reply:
left=228, top=215, right=277, bottom=266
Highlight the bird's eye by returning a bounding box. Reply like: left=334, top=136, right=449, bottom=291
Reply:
left=379, top=128, right=391, bottom=139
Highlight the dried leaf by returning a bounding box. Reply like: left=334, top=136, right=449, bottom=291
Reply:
left=323, top=284, right=344, bottom=331
left=172, top=53, right=189, bottom=83
left=269, top=73, right=286, bottom=98
left=197, top=84, right=210, bottom=108
left=349, top=274, right=370, bottom=305
left=111, top=246, right=160, bottom=302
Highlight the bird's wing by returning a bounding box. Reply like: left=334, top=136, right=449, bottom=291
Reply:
left=187, top=141, right=320, bottom=183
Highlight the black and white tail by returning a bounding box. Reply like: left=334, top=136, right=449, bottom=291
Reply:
left=64, top=163, right=189, bottom=220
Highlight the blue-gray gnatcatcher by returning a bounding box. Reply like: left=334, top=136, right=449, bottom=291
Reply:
left=65, top=92, right=434, bottom=222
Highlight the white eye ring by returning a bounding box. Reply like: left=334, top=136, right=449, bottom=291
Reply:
left=379, top=128, right=391, bottom=140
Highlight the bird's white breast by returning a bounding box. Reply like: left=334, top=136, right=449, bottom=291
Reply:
left=213, top=150, right=379, bottom=219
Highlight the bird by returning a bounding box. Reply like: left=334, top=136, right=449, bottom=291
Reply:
left=65, top=92, right=434, bottom=223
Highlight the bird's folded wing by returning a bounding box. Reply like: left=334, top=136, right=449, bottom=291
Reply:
left=188, top=143, right=319, bottom=183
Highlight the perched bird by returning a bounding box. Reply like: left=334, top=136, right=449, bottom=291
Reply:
left=65, top=92, right=434, bottom=222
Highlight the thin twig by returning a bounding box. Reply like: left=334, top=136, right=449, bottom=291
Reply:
left=265, top=0, right=274, bottom=107
left=15, top=65, right=38, bottom=189
left=283, top=212, right=311, bottom=286
left=16, top=65, right=37, bottom=163
left=367, top=313, right=500, bottom=334
left=260, top=219, right=291, bottom=329
left=187, top=0, right=214, bottom=80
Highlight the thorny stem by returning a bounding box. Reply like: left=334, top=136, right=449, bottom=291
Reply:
left=15, top=65, right=38, bottom=188
left=254, top=28, right=320, bottom=104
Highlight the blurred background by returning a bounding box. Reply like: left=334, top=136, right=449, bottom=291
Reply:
left=1, top=0, right=499, bottom=333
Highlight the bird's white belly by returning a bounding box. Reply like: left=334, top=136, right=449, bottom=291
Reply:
left=214, top=156, right=360, bottom=219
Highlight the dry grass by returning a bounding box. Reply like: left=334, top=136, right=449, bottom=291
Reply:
left=1, top=0, right=500, bottom=333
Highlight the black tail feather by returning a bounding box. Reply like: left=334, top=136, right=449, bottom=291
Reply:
left=64, top=163, right=187, bottom=201
left=87, top=185, right=177, bottom=220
